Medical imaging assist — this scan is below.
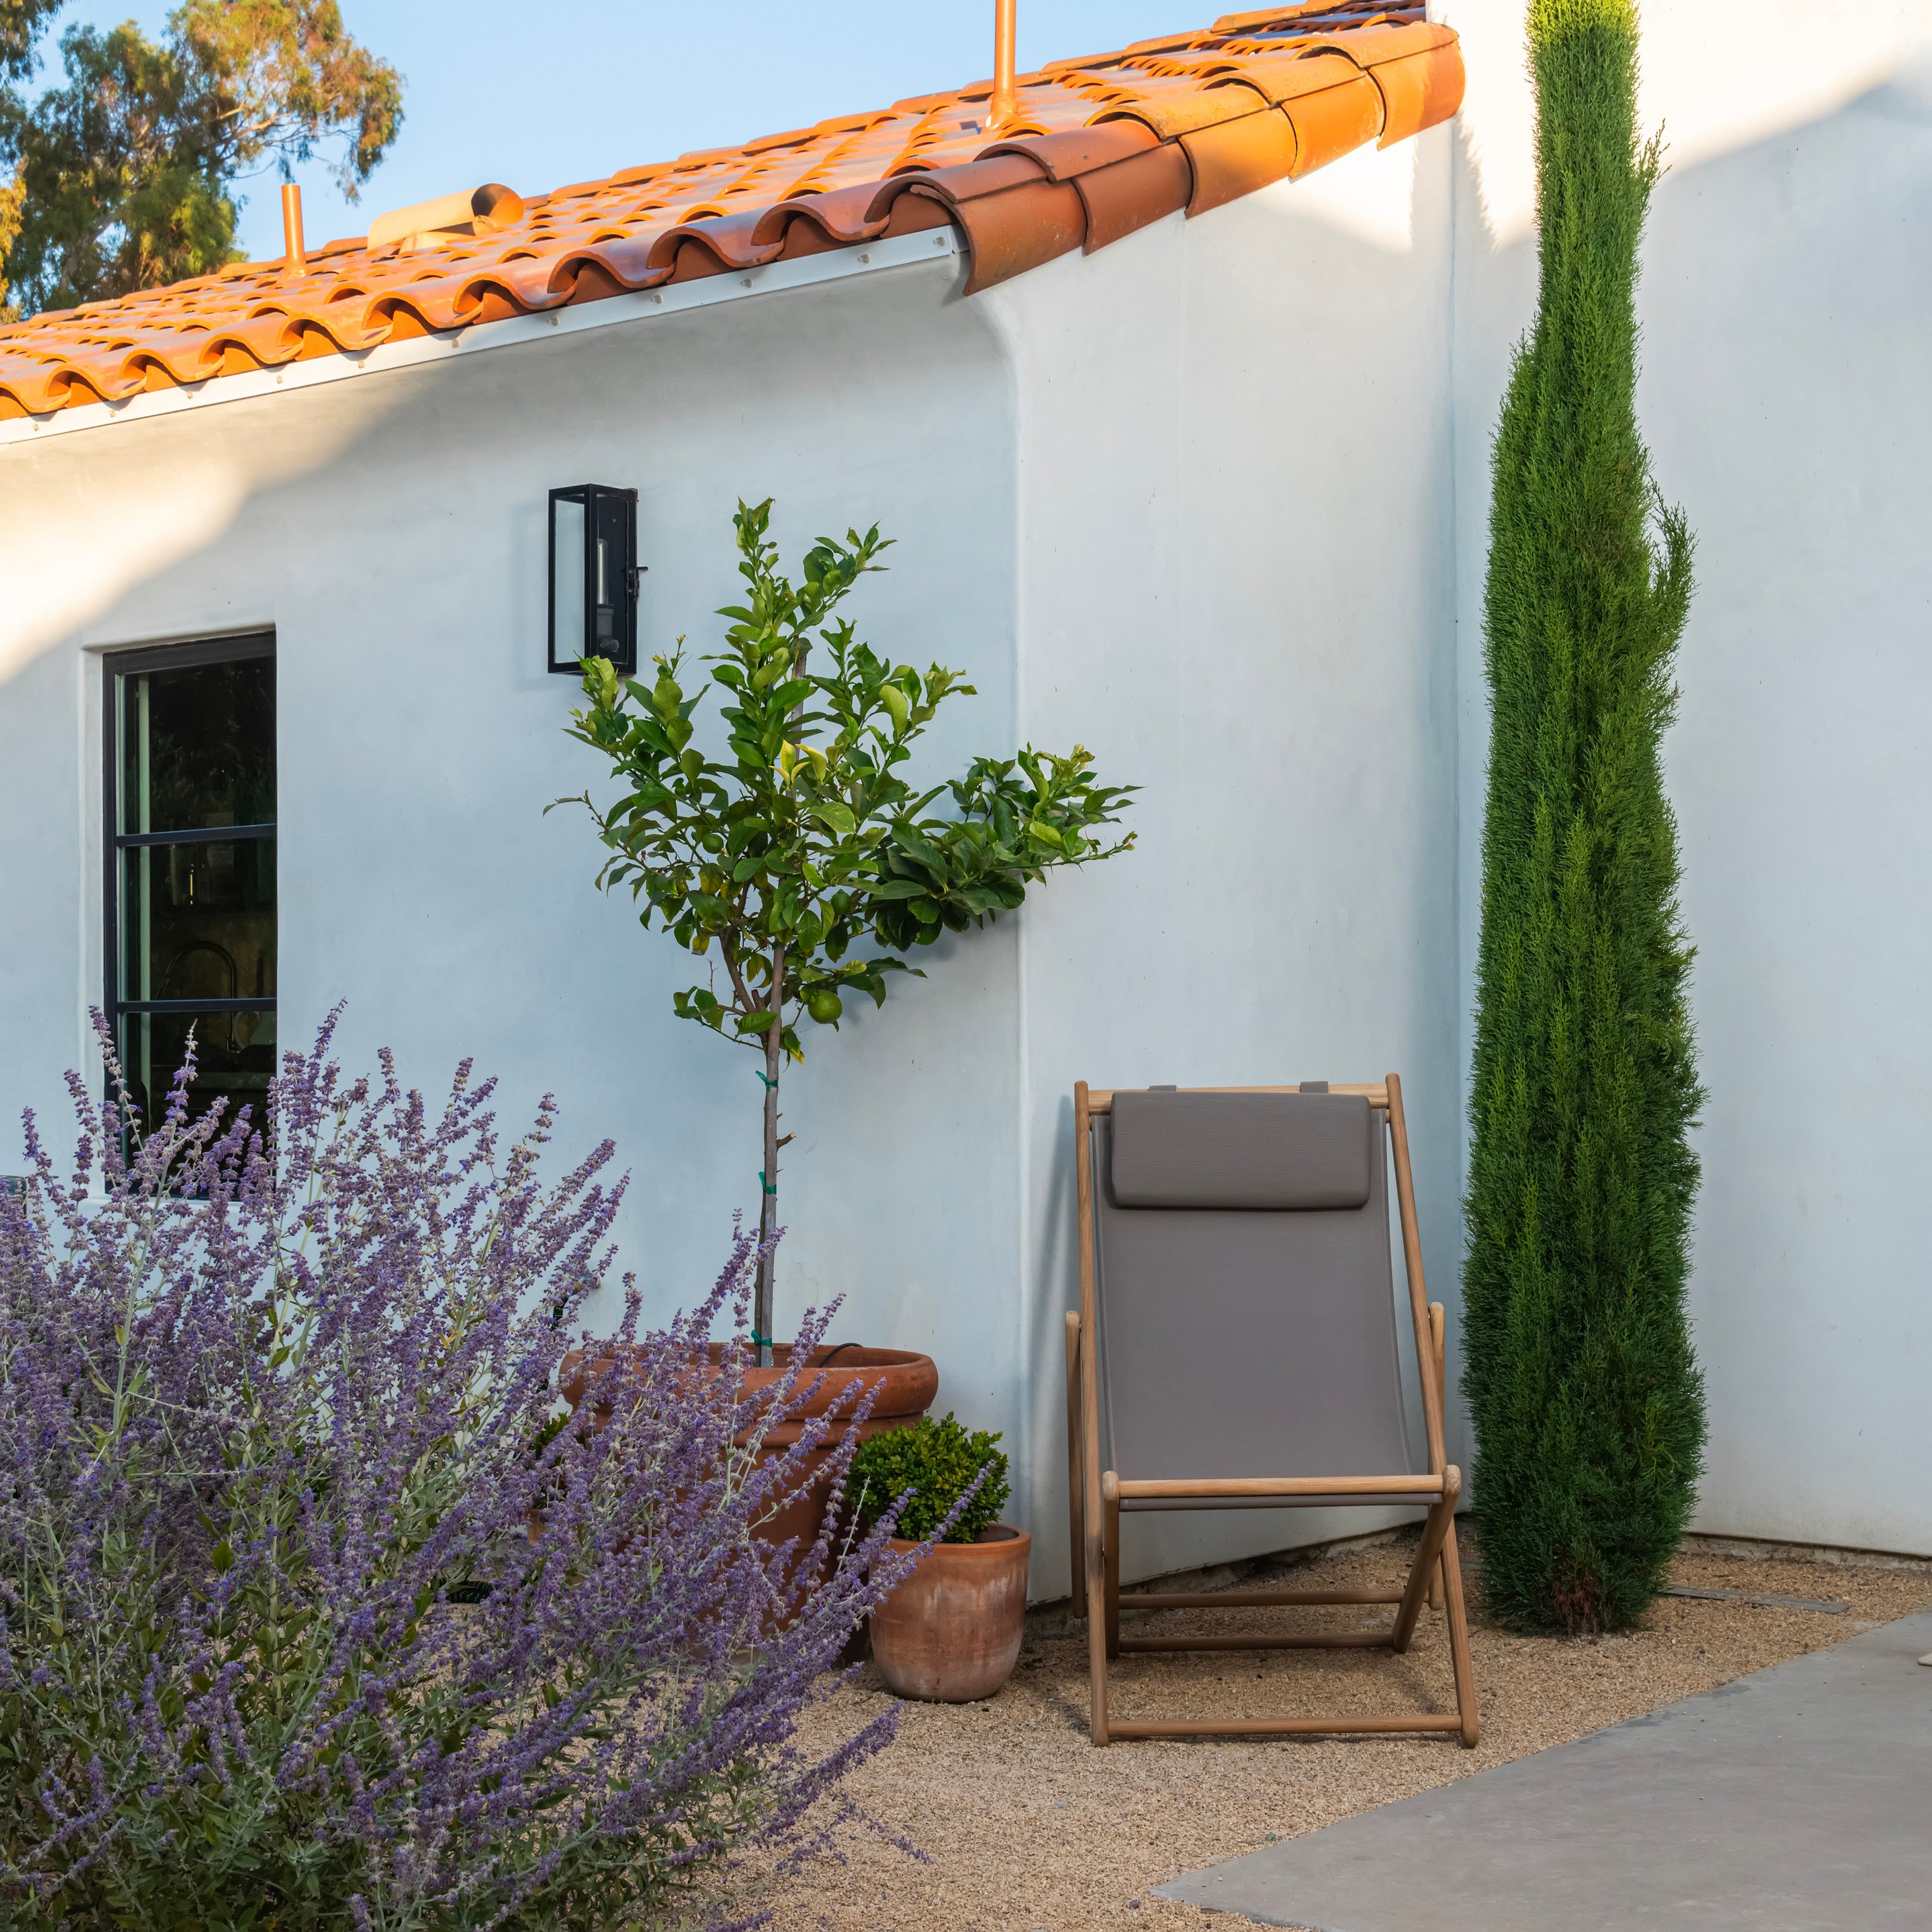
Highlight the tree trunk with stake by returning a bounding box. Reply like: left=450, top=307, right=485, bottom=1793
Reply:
left=755, top=945, right=785, bottom=1368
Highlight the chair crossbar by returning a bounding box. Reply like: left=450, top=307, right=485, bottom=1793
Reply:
left=1109, top=1715, right=1463, bottom=1740
left=1123, top=1588, right=1404, bottom=1609
left=1118, top=1475, right=1444, bottom=1500
left=1120, top=1630, right=1397, bottom=1652
left=1083, top=1083, right=1391, bottom=1116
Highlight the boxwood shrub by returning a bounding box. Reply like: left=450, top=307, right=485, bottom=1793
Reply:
left=848, top=1411, right=1011, bottom=1544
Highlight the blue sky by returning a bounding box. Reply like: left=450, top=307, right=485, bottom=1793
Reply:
left=41, top=3, right=1194, bottom=261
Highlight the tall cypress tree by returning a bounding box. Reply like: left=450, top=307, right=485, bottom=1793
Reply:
left=1462, top=0, right=1705, bottom=1636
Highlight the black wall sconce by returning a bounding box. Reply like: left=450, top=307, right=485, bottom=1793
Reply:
left=548, top=485, right=640, bottom=675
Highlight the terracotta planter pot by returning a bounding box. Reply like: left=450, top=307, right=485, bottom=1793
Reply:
left=560, top=1343, right=938, bottom=1562
left=870, top=1524, right=1031, bottom=1702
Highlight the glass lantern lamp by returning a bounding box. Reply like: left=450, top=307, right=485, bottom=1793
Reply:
left=548, top=485, right=640, bottom=675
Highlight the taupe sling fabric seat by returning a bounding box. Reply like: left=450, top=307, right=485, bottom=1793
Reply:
left=1066, top=1077, right=1479, bottom=1746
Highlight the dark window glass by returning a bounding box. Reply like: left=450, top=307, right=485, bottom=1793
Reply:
left=119, top=658, right=275, bottom=835
left=106, top=639, right=275, bottom=1139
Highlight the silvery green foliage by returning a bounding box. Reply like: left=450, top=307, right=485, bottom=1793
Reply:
left=0, top=1016, right=916, bottom=1929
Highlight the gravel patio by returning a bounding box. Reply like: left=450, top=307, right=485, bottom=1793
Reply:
left=761, top=1535, right=1932, bottom=1931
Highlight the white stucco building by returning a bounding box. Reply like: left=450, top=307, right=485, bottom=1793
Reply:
left=3, top=1, right=1927, bottom=1593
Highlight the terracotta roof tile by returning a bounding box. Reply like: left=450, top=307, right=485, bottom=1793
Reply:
left=0, top=1, right=1461, bottom=422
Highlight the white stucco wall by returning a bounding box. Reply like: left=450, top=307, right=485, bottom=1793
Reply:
left=1443, top=0, right=1932, bottom=1557
left=0, top=248, right=1031, bottom=1456
left=6, top=0, right=1927, bottom=1608
left=984, top=136, right=1463, bottom=1593
left=0, top=140, right=1464, bottom=1602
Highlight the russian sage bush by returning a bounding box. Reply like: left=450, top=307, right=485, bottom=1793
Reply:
left=0, top=1017, right=915, bottom=1930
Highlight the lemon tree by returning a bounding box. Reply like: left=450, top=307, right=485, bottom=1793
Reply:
left=556, top=499, right=1135, bottom=1358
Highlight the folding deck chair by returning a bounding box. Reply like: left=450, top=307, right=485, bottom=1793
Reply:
left=1065, top=1076, right=1479, bottom=1746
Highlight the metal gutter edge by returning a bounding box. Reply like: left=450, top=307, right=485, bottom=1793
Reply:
left=0, top=225, right=963, bottom=449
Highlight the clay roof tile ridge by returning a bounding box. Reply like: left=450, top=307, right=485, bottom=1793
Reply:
left=0, top=5, right=1457, bottom=422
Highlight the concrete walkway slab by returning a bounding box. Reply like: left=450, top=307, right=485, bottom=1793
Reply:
left=1155, top=1610, right=1932, bottom=1930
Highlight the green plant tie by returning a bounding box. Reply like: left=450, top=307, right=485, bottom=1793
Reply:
left=758, top=1170, right=776, bottom=1195
left=755, top=1069, right=778, bottom=1090
left=750, top=1330, right=775, bottom=1350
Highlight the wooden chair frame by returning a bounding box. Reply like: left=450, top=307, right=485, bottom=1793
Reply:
left=1066, top=1074, right=1479, bottom=1746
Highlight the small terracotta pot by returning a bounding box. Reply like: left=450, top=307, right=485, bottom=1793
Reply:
left=870, top=1525, right=1031, bottom=1703
left=559, top=1343, right=938, bottom=1562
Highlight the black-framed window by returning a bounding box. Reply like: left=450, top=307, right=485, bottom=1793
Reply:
left=104, top=633, right=276, bottom=1138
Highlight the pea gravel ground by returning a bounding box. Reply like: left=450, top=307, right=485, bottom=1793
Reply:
left=749, top=1534, right=1932, bottom=1931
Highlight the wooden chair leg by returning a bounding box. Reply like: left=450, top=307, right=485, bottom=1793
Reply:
left=1082, top=1490, right=1483, bottom=1747
left=1391, top=1467, right=1461, bottom=1652
left=1427, top=1302, right=1447, bottom=1613
left=1440, top=1518, right=1480, bottom=1747
left=1103, top=1472, right=1122, bottom=1661
left=1086, top=1488, right=1109, bottom=1746
left=1065, top=1312, right=1086, bottom=1621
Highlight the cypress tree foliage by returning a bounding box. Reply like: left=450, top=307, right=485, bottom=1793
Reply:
left=1462, top=0, right=1705, bottom=1637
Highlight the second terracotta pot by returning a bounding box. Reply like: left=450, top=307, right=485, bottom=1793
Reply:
left=870, top=1525, right=1031, bottom=1703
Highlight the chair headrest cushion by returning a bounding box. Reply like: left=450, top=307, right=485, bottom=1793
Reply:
left=1108, top=1091, right=1374, bottom=1210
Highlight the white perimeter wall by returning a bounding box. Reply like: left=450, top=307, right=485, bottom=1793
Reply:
left=1443, top=0, right=1932, bottom=1557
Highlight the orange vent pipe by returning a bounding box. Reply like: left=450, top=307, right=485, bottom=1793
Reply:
left=282, top=183, right=306, bottom=273
left=990, top=0, right=1017, bottom=131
